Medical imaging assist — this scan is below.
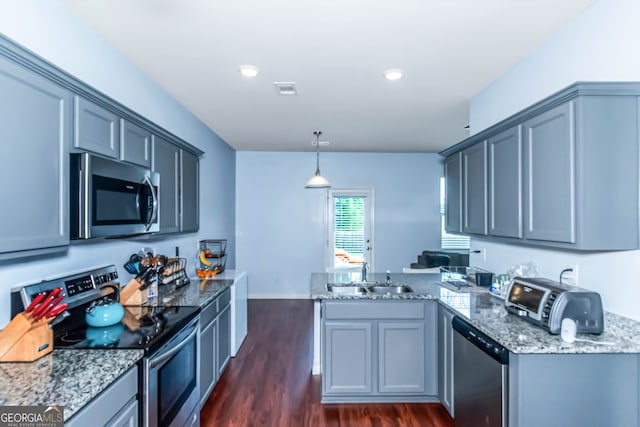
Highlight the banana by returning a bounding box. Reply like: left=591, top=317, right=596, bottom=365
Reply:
left=199, top=250, right=212, bottom=266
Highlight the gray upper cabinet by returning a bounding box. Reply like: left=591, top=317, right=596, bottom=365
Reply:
left=523, top=102, right=575, bottom=243
left=152, top=136, right=180, bottom=233
left=444, top=153, right=462, bottom=233
left=440, top=82, right=640, bottom=250
left=0, top=56, right=71, bottom=257
left=121, top=119, right=152, bottom=168
left=462, top=141, right=488, bottom=235
left=74, top=96, right=120, bottom=158
left=180, top=150, right=199, bottom=232
left=488, top=126, right=523, bottom=238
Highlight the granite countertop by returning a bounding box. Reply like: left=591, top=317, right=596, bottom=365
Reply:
left=0, top=349, right=142, bottom=421
left=310, top=272, right=640, bottom=355
left=0, top=271, right=243, bottom=420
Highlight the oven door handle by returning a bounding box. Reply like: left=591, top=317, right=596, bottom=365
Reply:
left=143, top=175, right=158, bottom=231
left=149, top=321, right=198, bottom=369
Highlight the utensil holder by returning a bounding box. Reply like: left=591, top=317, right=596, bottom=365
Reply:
left=0, top=313, right=53, bottom=362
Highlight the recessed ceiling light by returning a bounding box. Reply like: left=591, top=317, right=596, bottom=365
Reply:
left=239, top=65, right=259, bottom=78
left=383, top=69, right=403, bottom=81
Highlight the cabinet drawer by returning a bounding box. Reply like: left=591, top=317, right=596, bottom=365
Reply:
left=218, top=288, right=231, bottom=309
left=323, top=301, right=425, bottom=320
left=200, top=299, right=219, bottom=327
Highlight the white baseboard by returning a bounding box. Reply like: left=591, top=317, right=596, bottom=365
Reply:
left=248, top=293, right=311, bottom=299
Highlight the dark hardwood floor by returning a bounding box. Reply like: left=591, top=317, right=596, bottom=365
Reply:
left=200, top=299, right=454, bottom=427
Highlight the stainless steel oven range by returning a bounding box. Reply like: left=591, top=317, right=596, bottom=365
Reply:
left=11, top=265, right=200, bottom=427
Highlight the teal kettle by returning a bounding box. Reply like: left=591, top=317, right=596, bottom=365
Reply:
left=85, top=284, right=125, bottom=327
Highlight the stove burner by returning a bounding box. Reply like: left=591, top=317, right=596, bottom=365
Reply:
left=59, top=331, right=85, bottom=344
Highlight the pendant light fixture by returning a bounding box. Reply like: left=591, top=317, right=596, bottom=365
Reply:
left=305, top=131, right=331, bottom=189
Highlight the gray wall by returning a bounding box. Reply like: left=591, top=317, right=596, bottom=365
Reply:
left=0, top=1, right=236, bottom=325
left=236, top=151, right=443, bottom=298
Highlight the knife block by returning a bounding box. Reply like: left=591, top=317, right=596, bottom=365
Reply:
left=0, top=313, right=53, bottom=362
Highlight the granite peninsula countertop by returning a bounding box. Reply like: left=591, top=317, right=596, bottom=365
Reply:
left=0, top=349, right=142, bottom=421
left=310, top=272, right=640, bottom=355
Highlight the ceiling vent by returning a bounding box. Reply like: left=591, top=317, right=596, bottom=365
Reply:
left=274, top=82, right=297, bottom=96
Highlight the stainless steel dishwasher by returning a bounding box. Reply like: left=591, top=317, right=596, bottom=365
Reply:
left=452, top=316, right=509, bottom=427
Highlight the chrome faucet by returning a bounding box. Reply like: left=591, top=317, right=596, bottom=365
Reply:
left=361, top=262, right=369, bottom=282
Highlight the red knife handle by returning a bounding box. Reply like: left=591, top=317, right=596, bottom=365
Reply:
left=31, top=293, right=56, bottom=318
left=47, top=303, right=68, bottom=318
left=25, top=292, right=46, bottom=313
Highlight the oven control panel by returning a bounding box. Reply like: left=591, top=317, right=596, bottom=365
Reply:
left=11, top=265, right=120, bottom=316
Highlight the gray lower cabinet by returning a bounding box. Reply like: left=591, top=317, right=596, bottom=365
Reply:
left=437, top=305, right=455, bottom=416
left=121, top=119, right=152, bottom=168
left=378, top=322, right=425, bottom=393
left=488, top=125, right=522, bottom=238
left=74, top=96, right=120, bottom=158
left=321, top=300, right=437, bottom=402
left=509, top=353, right=639, bottom=427
left=324, top=322, right=373, bottom=394
left=199, top=288, right=231, bottom=408
left=0, top=55, right=71, bottom=258
left=216, top=303, right=232, bottom=378
left=152, top=136, right=181, bottom=233
left=444, top=153, right=463, bottom=233
left=66, top=366, right=138, bottom=427
left=180, top=150, right=199, bottom=232
left=462, top=141, right=487, bottom=235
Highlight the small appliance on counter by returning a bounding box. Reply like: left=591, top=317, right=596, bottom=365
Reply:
left=438, top=266, right=494, bottom=290
left=504, top=276, right=604, bottom=335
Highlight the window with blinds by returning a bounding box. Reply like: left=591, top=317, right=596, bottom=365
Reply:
left=440, top=177, right=470, bottom=249
left=333, top=196, right=366, bottom=268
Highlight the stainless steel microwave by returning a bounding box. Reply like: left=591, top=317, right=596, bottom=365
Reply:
left=70, top=153, right=159, bottom=239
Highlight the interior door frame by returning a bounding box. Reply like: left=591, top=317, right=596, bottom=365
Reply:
left=325, top=188, right=375, bottom=273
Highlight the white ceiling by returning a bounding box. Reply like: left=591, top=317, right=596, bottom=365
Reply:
left=62, top=0, right=595, bottom=153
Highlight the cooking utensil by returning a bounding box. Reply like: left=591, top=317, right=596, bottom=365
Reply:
left=85, top=285, right=124, bottom=327
left=32, top=293, right=65, bottom=322
left=48, top=310, right=69, bottom=328
left=47, top=303, right=68, bottom=319
left=25, top=292, right=46, bottom=313
left=30, top=288, right=62, bottom=320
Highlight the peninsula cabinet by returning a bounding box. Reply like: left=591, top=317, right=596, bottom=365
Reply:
left=437, top=304, right=455, bottom=416
left=321, top=300, right=437, bottom=402
left=73, top=96, right=120, bottom=159
left=0, top=55, right=71, bottom=259
left=441, top=82, right=640, bottom=250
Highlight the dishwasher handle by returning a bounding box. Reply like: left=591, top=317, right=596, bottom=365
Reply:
left=452, top=316, right=509, bottom=364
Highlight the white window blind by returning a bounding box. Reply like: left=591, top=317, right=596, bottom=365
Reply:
left=333, top=196, right=365, bottom=266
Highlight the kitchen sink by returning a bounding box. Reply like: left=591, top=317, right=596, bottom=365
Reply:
left=325, top=284, right=367, bottom=296
left=366, top=285, right=413, bottom=295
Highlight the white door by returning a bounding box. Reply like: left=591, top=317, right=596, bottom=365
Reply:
left=326, top=189, right=374, bottom=274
